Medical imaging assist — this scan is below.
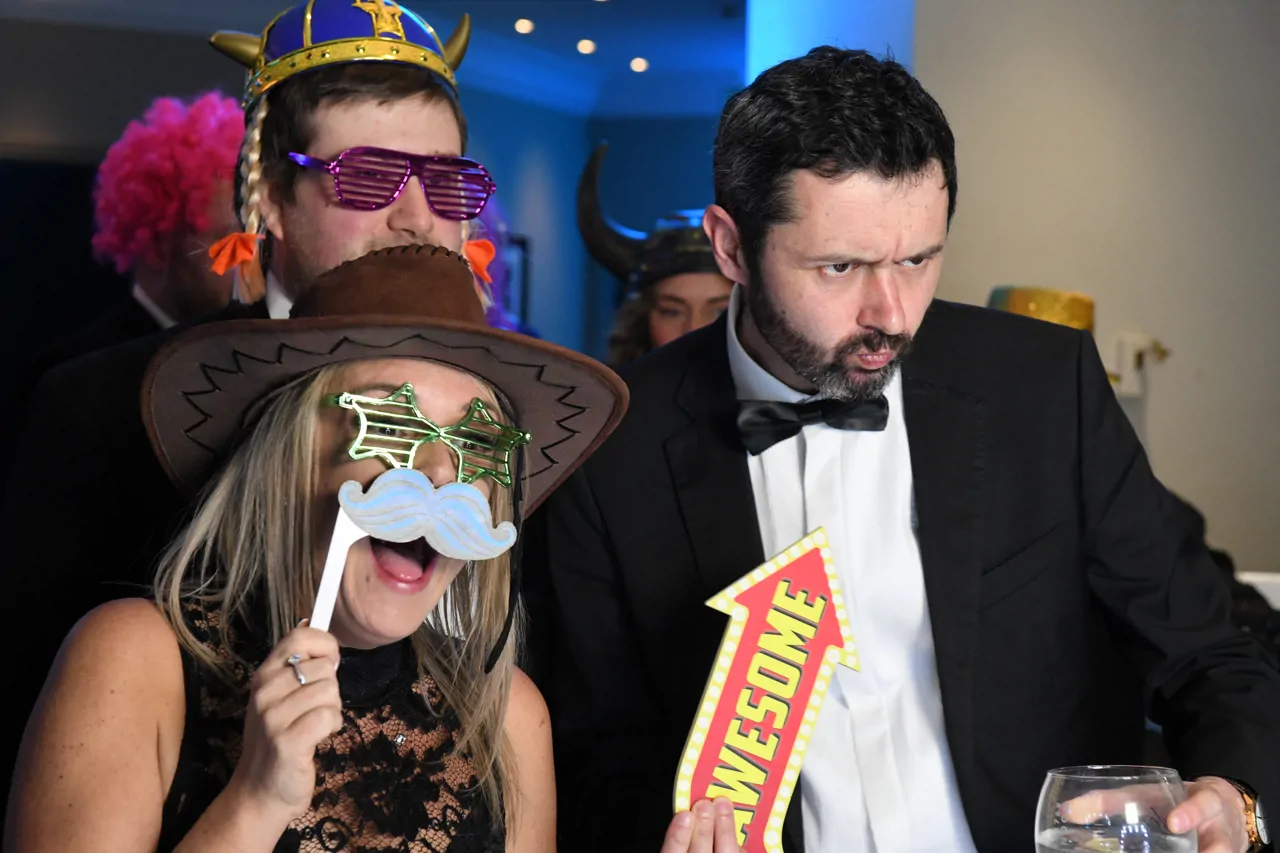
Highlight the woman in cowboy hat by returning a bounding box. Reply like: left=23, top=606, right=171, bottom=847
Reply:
left=7, top=244, right=574, bottom=853
left=5, top=244, right=743, bottom=853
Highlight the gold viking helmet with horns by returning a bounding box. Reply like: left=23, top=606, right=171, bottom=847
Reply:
left=206, top=0, right=472, bottom=303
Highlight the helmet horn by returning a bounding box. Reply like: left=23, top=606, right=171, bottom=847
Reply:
left=577, top=142, right=646, bottom=281
left=442, top=14, right=471, bottom=71
left=210, top=31, right=263, bottom=68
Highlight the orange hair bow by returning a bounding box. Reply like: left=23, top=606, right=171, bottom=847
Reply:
left=462, top=238, right=495, bottom=284
left=209, top=231, right=266, bottom=303
left=209, top=231, right=261, bottom=275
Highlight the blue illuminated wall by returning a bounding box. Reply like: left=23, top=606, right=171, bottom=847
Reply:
left=746, top=0, right=916, bottom=82
left=465, top=89, right=590, bottom=350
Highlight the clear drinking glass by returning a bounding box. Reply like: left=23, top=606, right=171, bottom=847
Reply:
left=1035, top=765, right=1197, bottom=852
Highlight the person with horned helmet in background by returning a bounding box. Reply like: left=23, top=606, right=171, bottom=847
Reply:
left=0, top=0, right=491, bottom=816
left=578, top=142, right=732, bottom=368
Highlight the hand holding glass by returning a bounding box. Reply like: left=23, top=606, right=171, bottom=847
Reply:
left=1036, top=765, right=1197, bottom=852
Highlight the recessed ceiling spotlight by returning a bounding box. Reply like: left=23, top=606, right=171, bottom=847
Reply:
left=577, top=39, right=597, bottom=55
left=514, top=18, right=534, bottom=34
left=630, top=57, right=649, bottom=73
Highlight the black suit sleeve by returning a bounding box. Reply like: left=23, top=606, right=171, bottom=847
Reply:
left=524, top=466, right=680, bottom=853
left=1075, top=330, right=1280, bottom=816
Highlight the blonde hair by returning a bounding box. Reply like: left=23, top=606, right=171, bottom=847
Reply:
left=153, top=361, right=521, bottom=829
left=232, top=97, right=269, bottom=303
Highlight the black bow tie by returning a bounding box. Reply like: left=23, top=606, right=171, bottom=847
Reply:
left=736, top=396, right=889, bottom=455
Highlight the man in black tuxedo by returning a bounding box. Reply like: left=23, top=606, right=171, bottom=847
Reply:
left=0, top=6, right=482, bottom=815
left=525, top=48, right=1280, bottom=853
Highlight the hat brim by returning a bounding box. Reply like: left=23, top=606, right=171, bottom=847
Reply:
left=142, top=315, right=628, bottom=515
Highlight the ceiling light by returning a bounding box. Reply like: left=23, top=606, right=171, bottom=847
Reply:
left=514, top=18, right=534, bottom=34
left=630, top=57, right=649, bottom=73
left=577, top=39, right=597, bottom=55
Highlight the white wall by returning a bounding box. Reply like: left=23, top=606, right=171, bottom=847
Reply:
left=914, top=0, right=1280, bottom=574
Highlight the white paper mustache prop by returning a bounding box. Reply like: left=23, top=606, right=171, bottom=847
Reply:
left=340, top=468, right=517, bottom=560
left=308, top=469, right=517, bottom=631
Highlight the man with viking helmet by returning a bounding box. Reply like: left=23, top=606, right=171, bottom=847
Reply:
left=0, top=0, right=497, bottom=810
left=578, top=142, right=732, bottom=367
left=206, top=0, right=487, bottom=308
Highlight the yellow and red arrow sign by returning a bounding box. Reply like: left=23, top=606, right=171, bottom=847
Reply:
left=673, top=528, right=858, bottom=853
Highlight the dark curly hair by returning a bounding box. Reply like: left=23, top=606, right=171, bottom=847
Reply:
left=713, top=47, right=957, bottom=268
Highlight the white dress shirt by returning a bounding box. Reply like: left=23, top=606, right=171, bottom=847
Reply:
left=264, top=271, right=293, bottom=320
left=724, top=285, right=977, bottom=853
left=134, top=273, right=292, bottom=326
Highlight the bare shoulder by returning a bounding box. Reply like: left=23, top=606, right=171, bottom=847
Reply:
left=52, top=598, right=186, bottom=701
left=503, top=667, right=555, bottom=853
left=64, top=596, right=180, bottom=661
left=28, top=595, right=186, bottom=755
left=5, top=598, right=186, bottom=852
left=505, top=666, right=551, bottom=739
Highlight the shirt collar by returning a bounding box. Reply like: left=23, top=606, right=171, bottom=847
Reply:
left=265, top=271, right=293, bottom=320
left=131, top=282, right=177, bottom=330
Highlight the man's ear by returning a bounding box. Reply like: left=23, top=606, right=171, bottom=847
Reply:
left=703, top=205, right=749, bottom=284
left=258, top=178, right=287, bottom=242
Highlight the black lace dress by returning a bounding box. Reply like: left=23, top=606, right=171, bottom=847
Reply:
left=157, top=605, right=504, bottom=852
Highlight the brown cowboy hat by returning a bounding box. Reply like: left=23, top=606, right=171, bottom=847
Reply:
left=142, top=243, right=629, bottom=516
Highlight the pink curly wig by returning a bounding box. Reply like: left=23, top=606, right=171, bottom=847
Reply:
left=92, top=92, right=244, bottom=275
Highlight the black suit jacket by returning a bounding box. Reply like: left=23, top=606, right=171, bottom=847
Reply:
left=23, top=295, right=162, bottom=387
left=523, top=300, right=1280, bottom=853
left=0, top=299, right=266, bottom=813
left=4, top=296, right=162, bottom=488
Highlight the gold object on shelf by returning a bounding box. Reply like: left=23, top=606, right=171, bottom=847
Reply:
left=986, top=286, right=1170, bottom=386
left=987, top=286, right=1095, bottom=334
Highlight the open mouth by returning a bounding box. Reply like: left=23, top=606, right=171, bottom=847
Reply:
left=369, top=536, right=439, bottom=586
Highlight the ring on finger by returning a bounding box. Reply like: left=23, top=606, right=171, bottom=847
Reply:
left=285, top=653, right=307, bottom=686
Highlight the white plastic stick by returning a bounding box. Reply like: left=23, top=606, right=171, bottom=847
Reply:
left=310, top=508, right=364, bottom=632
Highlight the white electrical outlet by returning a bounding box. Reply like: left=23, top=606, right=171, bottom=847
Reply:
left=1111, top=332, right=1153, bottom=399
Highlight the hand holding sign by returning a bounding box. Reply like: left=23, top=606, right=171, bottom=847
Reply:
left=674, top=529, right=857, bottom=853
left=662, top=798, right=744, bottom=853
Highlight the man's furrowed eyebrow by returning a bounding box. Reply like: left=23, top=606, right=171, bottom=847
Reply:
left=904, top=243, right=946, bottom=261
